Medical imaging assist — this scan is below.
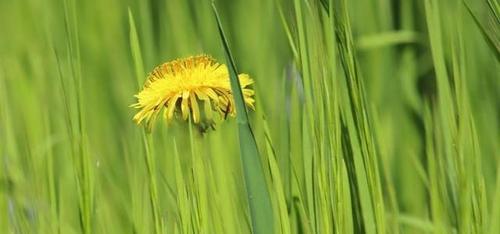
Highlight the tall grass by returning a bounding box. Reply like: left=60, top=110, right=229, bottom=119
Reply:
left=212, top=3, right=274, bottom=233
left=0, top=0, right=498, bottom=234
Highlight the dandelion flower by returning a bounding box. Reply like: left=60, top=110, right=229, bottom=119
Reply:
left=131, top=55, right=255, bottom=131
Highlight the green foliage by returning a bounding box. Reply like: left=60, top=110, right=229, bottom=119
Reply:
left=212, top=3, right=274, bottom=234
left=0, top=0, right=498, bottom=233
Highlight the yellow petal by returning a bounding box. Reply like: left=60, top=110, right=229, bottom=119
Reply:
left=194, top=89, right=209, bottom=101
left=165, top=94, right=180, bottom=122
left=204, top=88, right=219, bottom=101
left=243, top=89, right=255, bottom=96
left=238, top=74, right=254, bottom=87
left=181, top=91, right=190, bottom=120
left=203, top=99, right=213, bottom=120
left=190, top=94, right=200, bottom=123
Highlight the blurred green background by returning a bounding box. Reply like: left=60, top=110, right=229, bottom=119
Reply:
left=0, top=0, right=498, bottom=233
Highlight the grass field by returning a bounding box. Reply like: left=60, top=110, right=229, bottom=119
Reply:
left=0, top=0, right=499, bottom=233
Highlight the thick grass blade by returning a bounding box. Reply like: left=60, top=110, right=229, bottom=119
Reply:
left=211, top=3, right=274, bottom=233
left=464, top=1, right=500, bottom=60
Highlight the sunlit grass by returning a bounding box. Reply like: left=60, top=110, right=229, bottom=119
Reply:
left=0, top=0, right=498, bottom=234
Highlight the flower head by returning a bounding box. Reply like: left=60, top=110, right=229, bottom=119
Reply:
left=131, top=55, right=255, bottom=131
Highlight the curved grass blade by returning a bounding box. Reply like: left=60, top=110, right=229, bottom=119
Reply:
left=464, top=1, right=500, bottom=60
left=211, top=2, right=274, bottom=233
left=62, top=0, right=93, bottom=232
left=128, top=8, right=164, bottom=234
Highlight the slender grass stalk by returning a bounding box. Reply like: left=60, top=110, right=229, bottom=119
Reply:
left=42, top=111, right=58, bottom=234
left=423, top=2, right=457, bottom=232
left=291, top=1, right=317, bottom=232
left=128, top=9, right=164, bottom=234
left=262, top=116, right=291, bottom=234
left=491, top=169, right=500, bottom=234
left=0, top=64, right=11, bottom=233
left=1, top=1, right=498, bottom=234
left=62, top=0, right=93, bottom=233
left=172, top=138, right=190, bottom=234
left=333, top=0, right=385, bottom=232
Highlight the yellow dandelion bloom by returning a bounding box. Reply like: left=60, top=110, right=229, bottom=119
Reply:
left=131, top=55, right=255, bottom=130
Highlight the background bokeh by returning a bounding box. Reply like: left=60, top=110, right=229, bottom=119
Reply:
left=0, top=0, right=498, bottom=233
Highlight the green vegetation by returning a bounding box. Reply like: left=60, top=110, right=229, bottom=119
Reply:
left=0, top=0, right=498, bottom=233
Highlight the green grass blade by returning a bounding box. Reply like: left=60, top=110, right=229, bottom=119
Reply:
left=128, top=9, right=164, bottom=234
left=464, top=1, right=500, bottom=60
left=128, top=8, right=146, bottom=87
left=211, top=3, right=274, bottom=233
left=333, top=0, right=386, bottom=232
left=62, top=0, right=93, bottom=232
